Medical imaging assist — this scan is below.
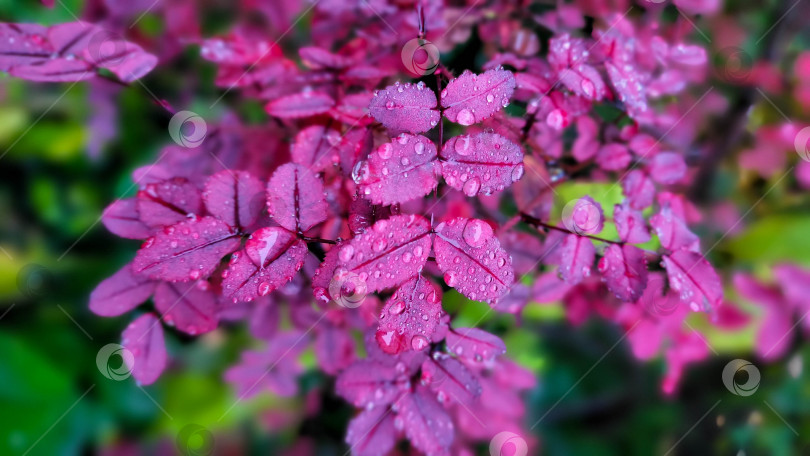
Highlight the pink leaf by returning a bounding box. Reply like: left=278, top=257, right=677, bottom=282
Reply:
left=532, top=272, right=573, bottom=303
left=102, top=198, right=151, bottom=239
left=440, top=132, right=524, bottom=197
left=290, top=123, right=341, bottom=172
left=266, top=163, right=329, bottom=233
left=648, top=152, right=687, bottom=184
left=434, top=218, right=515, bottom=302
left=622, top=170, right=656, bottom=210
left=153, top=281, right=219, bottom=335
left=614, top=203, right=651, bottom=244
left=222, top=227, right=308, bottom=302
left=299, top=46, right=355, bottom=70
left=336, top=360, right=399, bottom=408
left=315, top=325, right=356, bottom=375
left=346, top=406, right=397, bottom=456
left=421, top=354, right=481, bottom=404
left=356, top=134, right=439, bottom=205
left=398, top=387, right=455, bottom=455
left=368, top=81, right=439, bottom=133
left=311, top=244, right=343, bottom=303
left=559, top=234, right=595, bottom=284
left=203, top=170, right=264, bottom=230
left=8, top=58, right=93, bottom=81
left=445, top=327, right=506, bottom=364
left=1, top=22, right=156, bottom=82
left=265, top=91, right=334, bottom=118
left=734, top=273, right=791, bottom=360
left=249, top=297, right=280, bottom=340
left=375, top=276, right=443, bottom=355
left=80, top=40, right=157, bottom=83
left=650, top=207, right=700, bottom=252
left=121, top=313, right=167, bottom=386
left=598, top=244, right=648, bottom=302
left=89, top=263, right=155, bottom=317
left=595, top=142, right=632, bottom=171
left=572, top=116, right=600, bottom=162
left=548, top=34, right=606, bottom=101
left=605, top=61, right=648, bottom=116
left=0, top=23, right=52, bottom=70
left=337, top=215, right=432, bottom=293
left=661, top=250, right=723, bottom=311
left=133, top=216, right=241, bottom=282
left=441, top=68, right=516, bottom=126
left=136, top=178, right=202, bottom=228
left=224, top=331, right=306, bottom=398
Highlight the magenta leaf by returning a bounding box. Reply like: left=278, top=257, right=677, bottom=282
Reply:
left=311, top=243, right=343, bottom=303
left=153, top=281, right=219, bottom=335
left=102, top=198, right=151, bottom=239
left=368, top=81, right=439, bottom=133
left=595, top=142, right=632, bottom=171
left=614, top=203, right=651, bottom=244
left=605, top=61, right=648, bottom=116
left=548, top=34, right=606, bottom=101
left=440, top=132, right=524, bottom=197
left=136, top=178, right=202, bottom=228
left=290, top=123, right=341, bottom=172
left=434, top=217, right=515, bottom=302
left=598, top=244, right=648, bottom=302
left=336, top=360, right=399, bottom=408
left=445, top=327, right=506, bottom=364
left=356, top=134, right=439, bottom=205
left=224, top=331, right=307, bottom=398
left=441, top=68, right=515, bottom=126
left=558, top=234, right=595, bottom=284
left=315, top=325, right=356, bottom=375
left=222, top=227, right=308, bottom=302
left=337, top=215, right=432, bottom=293
left=121, top=313, right=167, bottom=386
left=89, top=263, right=155, bottom=317
left=622, top=170, right=656, bottom=210
left=265, top=91, right=334, bottom=118
left=650, top=207, right=700, bottom=252
left=375, top=276, right=443, bottom=355
left=266, top=163, right=329, bottom=233
left=299, top=46, right=355, bottom=70
left=1, top=22, right=156, bottom=82
left=133, top=216, right=240, bottom=282
left=661, top=250, right=723, bottom=311
left=203, top=170, right=264, bottom=230
left=421, top=354, right=482, bottom=404
left=648, top=152, right=687, bottom=184
left=345, top=406, right=398, bottom=456
left=249, top=297, right=280, bottom=340
left=398, top=387, right=455, bottom=455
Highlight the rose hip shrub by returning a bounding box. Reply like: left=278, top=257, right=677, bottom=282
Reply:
left=9, top=0, right=810, bottom=454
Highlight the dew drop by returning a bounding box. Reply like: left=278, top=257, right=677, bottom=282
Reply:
left=462, top=177, right=481, bottom=196
left=456, top=109, right=475, bottom=126
left=411, top=335, right=430, bottom=351
left=378, top=143, right=393, bottom=159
